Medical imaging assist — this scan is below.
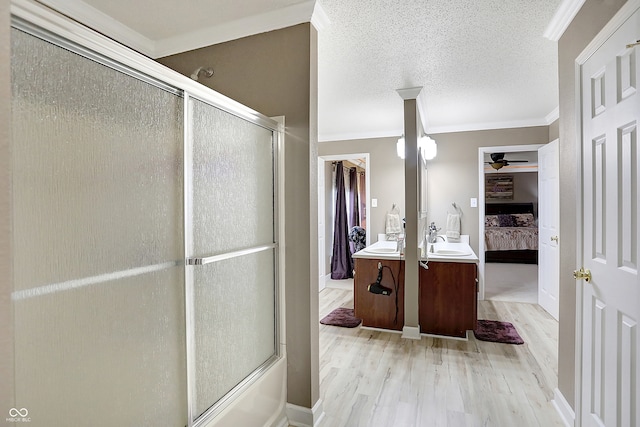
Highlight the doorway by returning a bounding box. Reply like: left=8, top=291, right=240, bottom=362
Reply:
left=318, top=154, right=371, bottom=291
left=477, top=144, right=543, bottom=302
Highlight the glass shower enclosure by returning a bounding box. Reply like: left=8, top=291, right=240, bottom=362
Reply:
left=10, top=13, right=280, bottom=427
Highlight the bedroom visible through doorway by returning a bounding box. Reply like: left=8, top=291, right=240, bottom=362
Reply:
left=478, top=145, right=543, bottom=304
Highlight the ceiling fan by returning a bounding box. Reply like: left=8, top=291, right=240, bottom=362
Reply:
left=486, top=152, right=529, bottom=170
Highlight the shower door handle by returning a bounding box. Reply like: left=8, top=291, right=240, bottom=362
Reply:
left=186, top=243, right=276, bottom=266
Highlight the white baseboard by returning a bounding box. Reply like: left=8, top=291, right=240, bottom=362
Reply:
left=318, top=275, right=326, bottom=292
left=421, top=330, right=470, bottom=341
left=360, top=326, right=402, bottom=334
left=402, top=325, right=421, bottom=340
left=552, top=388, right=575, bottom=427
left=286, top=399, right=325, bottom=427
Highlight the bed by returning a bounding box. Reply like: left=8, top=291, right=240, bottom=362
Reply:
left=484, top=202, right=538, bottom=264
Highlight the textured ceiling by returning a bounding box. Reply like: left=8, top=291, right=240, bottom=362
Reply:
left=318, top=0, right=561, bottom=140
left=40, top=0, right=562, bottom=142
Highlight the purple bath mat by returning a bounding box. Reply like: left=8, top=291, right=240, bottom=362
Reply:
left=474, top=320, right=524, bottom=345
left=320, top=307, right=362, bottom=328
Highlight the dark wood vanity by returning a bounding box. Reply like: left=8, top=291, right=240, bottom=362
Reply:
left=419, top=261, right=477, bottom=338
left=354, top=257, right=477, bottom=337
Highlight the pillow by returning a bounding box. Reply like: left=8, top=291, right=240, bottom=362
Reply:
left=485, top=215, right=500, bottom=227
left=497, top=214, right=517, bottom=227
left=512, top=213, right=536, bottom=227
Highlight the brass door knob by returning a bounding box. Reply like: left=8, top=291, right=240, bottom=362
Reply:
left=573, top=267, right=592, bottom=283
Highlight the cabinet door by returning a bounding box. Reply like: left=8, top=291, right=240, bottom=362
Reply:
left=419, top=262, right=477, bottom=337
left=354, top=258, right=404, bottom=331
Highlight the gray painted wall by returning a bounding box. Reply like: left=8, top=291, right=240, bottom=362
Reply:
left=319, top=137, right=405, bottom=241
left=427, top=127, right=549, bottom=254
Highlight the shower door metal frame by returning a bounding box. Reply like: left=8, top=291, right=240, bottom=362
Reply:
left=10, top=2, right=284, bottom=426
left=183, top=92, right=282, bottom=426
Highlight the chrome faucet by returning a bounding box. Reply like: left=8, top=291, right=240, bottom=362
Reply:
left=427, top=222, right=443, bottom=243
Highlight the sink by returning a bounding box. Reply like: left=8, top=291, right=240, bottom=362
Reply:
left=433, top=249, right=471, bottom=256
left=363, top=247, right=398, bottom=254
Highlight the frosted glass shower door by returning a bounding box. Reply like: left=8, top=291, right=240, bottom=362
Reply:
left=11, top=27, right=187, bottom=426
left=187, top=98, right=278, bottom=420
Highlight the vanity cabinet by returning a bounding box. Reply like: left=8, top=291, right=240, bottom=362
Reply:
left=419, top=261, right=477, bottom=338
left=353, top=258, right=405, bottom=331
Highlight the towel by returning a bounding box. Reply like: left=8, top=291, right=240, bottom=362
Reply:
left=385, top=212, right=402, bottom=235
left=446, top=213, right=460, bottom=240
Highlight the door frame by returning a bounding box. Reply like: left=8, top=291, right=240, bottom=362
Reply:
left=477, top=144, right=544, bottom=301
left=573, top=1, right=640, bottom=424
left=318, top=153, right=371, bottom=289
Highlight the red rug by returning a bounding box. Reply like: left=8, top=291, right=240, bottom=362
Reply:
left=474, top=320, right=524, bottom=345
left=320, top=307, right=362, bottom=328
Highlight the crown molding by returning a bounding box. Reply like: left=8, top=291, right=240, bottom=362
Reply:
left=318, top=128, right=403, bottom=143
left=415, top=91, right=430, bottom=134
left=545, top=106, right=559, bottom=124
left=153, top=0, right=317, bottom=58
left=543, top=0, right=586, bottom=41
left=426, top=116, right=551, bottom=135
left=319, top=113, right=560, bottom=142
left=34, top=0, right=319, bottom=58
left=35, top=0, right=155, bottom=55
left=311, top=2, right=330, bottom=32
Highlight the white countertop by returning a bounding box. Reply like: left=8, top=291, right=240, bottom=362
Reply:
left=353, top=236, right=478, bottom=263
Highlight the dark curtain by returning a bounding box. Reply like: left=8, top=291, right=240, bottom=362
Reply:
left=349, top=167, right=360, bottom=227
left=331, top=162, right=353, bottom=279
left=359, top=172, right=366, bottom=229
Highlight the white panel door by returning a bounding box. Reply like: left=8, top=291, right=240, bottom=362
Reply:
left=538, top=139, right=559, bottom=320
left=580, top=8, right=639, bottom=426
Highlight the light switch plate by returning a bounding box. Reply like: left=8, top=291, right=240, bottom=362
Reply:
left=470, top=198, right=478, bottom=208
left=371, top=198, right=378, bottom=207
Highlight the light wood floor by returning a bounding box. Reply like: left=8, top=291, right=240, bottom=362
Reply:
left=318, top=287, right=563, bottom=427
